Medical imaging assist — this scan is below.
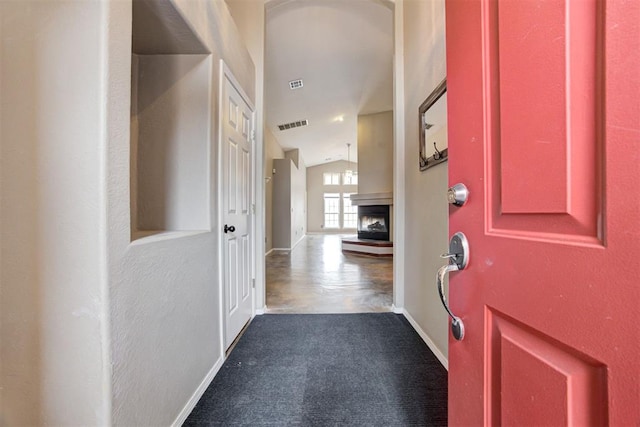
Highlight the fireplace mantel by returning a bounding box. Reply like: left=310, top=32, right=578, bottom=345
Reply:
left=350, top=192, right=393, bottom=206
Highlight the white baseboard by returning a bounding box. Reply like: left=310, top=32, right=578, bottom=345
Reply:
left=291, top=234, right=306, bottom=250
left=255, top=307, right=266, bottom=315
left=272, top=236, right=307, bottom=252
left=402, top=309, right=448, bottom=370
left=171, top=355, right=225, bottom=426
left=306, top=231, right=350, bottom=235
left=391, top=304, right=404, bottom=314
left=265, top=248, right=275, bottom=256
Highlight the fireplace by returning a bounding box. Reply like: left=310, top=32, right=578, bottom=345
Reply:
left=357, top=205, right=390, bottom=241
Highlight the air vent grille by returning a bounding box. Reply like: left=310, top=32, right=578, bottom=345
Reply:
left=289, top=79, right=304, bottom=90
left=278, top=119, right=308, bottom=131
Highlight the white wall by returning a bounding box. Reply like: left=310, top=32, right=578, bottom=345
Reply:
left=402, top=0, right=449, bottom=363
left=0, top=1, right=111, bottom=424
left=0, top=2, right=448, bottom=424
left=358, top=111, right=394, bottom=195
left=264, top=128, right=285, bottom=252
left=272, top=156, right=307, bottom=249
left=105, top=0, right=256, bottom=425
left=287, top=151, right=307, bottom=246
left=132, top=54, right=211, bottom=235
left=307, top=161, right=358, bottom=233
left=272, top=158, right=293, bottom=248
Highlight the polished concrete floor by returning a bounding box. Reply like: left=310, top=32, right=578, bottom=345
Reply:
left=266, top=234, right=393, bottom=313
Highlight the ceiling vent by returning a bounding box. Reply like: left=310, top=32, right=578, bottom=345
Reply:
left=289, top=79, right=304, bottom=90
left=278, top=119, right=308, bottom=131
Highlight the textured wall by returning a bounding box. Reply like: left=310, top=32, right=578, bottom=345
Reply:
left=272, top=158, right=293, bottom=248
left=264, top=128, right=285, bottom=252
left=285, top=150, right=307, bottom=247
left=132, top=54, right=211, bottom=234
left=288, top=153, right=307, bottom=247
left=106, top=0, right=256, bottom=425
left=402, top=0, right=450, bottom=362
left=271, top=156, right=307, bottom=249
left=358, top=111, right=394, bottom=195
left=0, top=1, right=110, bottom=424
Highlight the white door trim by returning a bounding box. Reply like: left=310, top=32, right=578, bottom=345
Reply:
left=217, top=60, right=256, bottom=355
left=392, top=0, right=405, bottom=311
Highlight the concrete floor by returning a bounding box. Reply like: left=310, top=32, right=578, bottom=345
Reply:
left=265, top=234, right=393, bottom=313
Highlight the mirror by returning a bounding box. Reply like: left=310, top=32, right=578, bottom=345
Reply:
left=419, top=79, right=447, bottom=171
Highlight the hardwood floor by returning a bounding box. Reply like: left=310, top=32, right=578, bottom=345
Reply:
left=266, top=234, right=393, bottom=313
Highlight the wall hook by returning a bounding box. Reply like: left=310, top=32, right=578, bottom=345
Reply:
left=433, top=142, right=443, bottom=160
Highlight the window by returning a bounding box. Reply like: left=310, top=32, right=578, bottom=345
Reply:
left=324, top=193, right=340, bottom=228
left=323, top=172, right=340, bottom=185
left=343, top=173, right=358, bottom=185
left=343, top=194, right=357, bottom=228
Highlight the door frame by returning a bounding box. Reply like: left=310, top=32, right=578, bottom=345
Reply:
left=217, top=59, right=257, bottom=356
left=258, top=0, right=405, bottom=315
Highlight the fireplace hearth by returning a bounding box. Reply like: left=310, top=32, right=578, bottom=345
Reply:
left=357, top=205, right=390, bottom=241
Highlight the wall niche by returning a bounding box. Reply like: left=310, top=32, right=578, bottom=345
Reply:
left=130, top=0, right=212, bottom=241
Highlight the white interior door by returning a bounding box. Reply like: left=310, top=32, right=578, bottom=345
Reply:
left=221, top=68, right=254, bottom=350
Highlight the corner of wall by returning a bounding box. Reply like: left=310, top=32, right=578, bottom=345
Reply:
left=400, top=0, right=449, bottom=362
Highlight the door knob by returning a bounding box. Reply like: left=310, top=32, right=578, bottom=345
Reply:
left=437, top=232, right=469, bottom=341
left=447, top=183, right=469, bottom=206
left=224, top=224, right=236, bottom=233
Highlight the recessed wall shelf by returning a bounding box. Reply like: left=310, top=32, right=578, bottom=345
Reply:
left=130, top=0, right=212, bottom=241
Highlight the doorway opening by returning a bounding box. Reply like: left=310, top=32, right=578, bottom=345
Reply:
left=262, top=0, right=395, bottom=314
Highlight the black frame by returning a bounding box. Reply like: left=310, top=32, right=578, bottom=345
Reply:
left=419, top=78, right=448, bottom=171
left=357, top=205, right=390, bottom=241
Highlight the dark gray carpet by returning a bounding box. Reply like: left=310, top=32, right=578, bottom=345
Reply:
left=184, top=313, right=447, bottom=426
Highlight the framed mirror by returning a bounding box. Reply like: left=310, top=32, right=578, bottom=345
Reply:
left=419, top=79, right=447, bottom=171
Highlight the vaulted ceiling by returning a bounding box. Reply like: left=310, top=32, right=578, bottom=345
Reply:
left=265, top=0, right=394, bottom=166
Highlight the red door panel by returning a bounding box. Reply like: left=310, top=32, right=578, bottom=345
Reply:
left=446, top=0, right=639, bottom=425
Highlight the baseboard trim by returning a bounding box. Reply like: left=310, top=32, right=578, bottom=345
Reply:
left=171, top=355, right=225, bottom=426
left=291, top=234, right=306, bottom=250
left=265, top=248, right=275, bottom=257
left=391, top=304, right=404, bottom=314
left=306, top=231, right=353, bottom=235
left=402, top=309, right=448, bottom=371
left=255, top=307, right=266, bottom=315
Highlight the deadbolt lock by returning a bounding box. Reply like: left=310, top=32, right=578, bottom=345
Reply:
left=447, top=183, right=469, bottom=206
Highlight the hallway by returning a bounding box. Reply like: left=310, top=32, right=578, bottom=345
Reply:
left=266, top=235, right=393, bottom=313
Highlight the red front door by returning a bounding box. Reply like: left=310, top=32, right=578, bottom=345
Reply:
left=445, top=0, right=639, bottom=425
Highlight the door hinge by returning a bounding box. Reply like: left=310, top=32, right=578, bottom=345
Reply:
left=251, top=129, right=256, bottom=141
